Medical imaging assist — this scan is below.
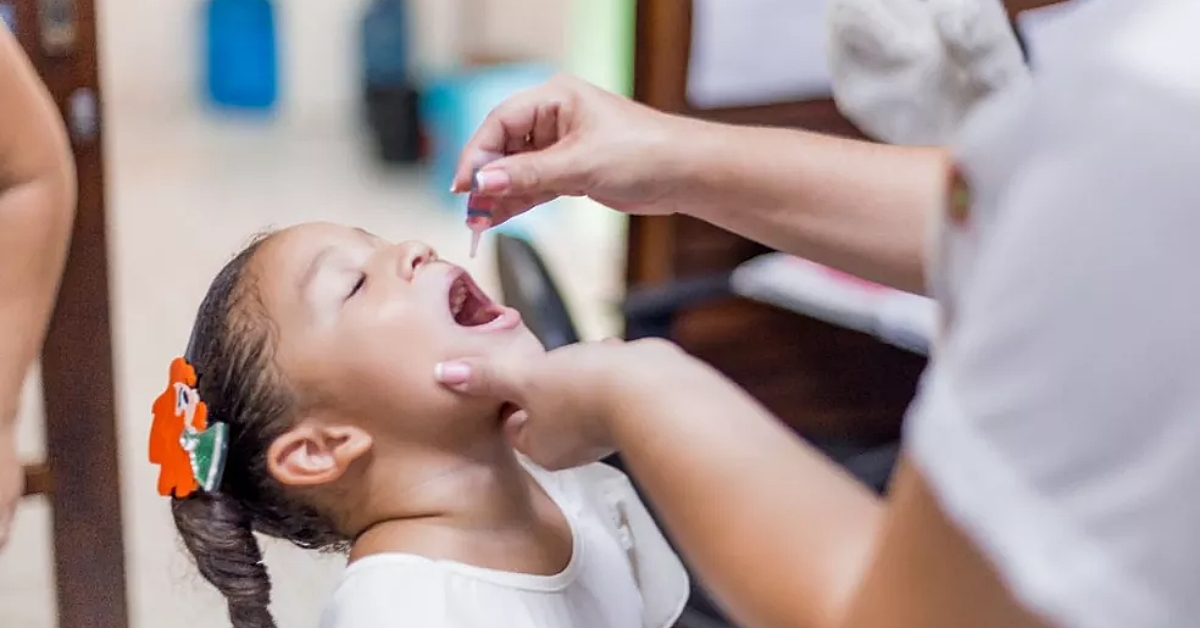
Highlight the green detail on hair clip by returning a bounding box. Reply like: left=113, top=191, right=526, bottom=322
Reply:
left=182, top=422, right=229, bottom=493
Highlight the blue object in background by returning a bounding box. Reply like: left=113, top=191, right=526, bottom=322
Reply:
left=421, top=63, right=558, bottom=234
left=361, top=0, right=422, bottom=163
left=361, top=0, right=410, bottom=86
left=0, top=3, right=16, bottom=33
left=204, top=0, right=278, bottom=110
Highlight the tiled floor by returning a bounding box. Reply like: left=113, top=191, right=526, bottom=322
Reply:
left=0, top=110, right=626, bottom=628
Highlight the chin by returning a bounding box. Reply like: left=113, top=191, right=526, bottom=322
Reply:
left=493, top=325, right=546, bottom=359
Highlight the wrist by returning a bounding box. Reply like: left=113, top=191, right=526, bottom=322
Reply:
left=663, top=115, right=725, bottom=218
left=636, top=113, right=730, bottom=217
left=601, top=345, right=719, bottom=445
left=672, top=118, right=792, bottom=223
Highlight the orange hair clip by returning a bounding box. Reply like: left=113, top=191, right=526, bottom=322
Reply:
left=148, top=357, right=228, bottom=498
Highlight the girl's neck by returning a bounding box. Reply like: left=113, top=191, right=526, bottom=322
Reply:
left=346, top=438, right=572, bottom=573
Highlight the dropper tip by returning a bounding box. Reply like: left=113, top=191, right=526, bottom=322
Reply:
left=469, top=229, right=482, bottom=259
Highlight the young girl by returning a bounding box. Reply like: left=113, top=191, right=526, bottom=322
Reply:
left=148, top=222, right=689, bottom=628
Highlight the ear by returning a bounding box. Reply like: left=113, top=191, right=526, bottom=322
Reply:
left=266, top=422, right=373, bottom=487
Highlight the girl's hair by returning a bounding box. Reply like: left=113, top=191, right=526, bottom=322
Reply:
left=172, top=234, right=349, bottom=628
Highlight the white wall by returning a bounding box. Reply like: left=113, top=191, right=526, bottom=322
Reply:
left=97, top=0, right=565, bottom=128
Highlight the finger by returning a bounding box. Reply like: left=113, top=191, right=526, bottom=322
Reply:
left=474, top=145, right=586, bottom=199
left=504, top=411, right=566, bottom=470
left=508, top=424, right=566, bottom=471
left=530, top=101, right=564, bottom=151
left=503, top=100, right=563, bottom=156
left=452, top=85, right=567, bottom=192
left=502, top=410, right=530, bottom=450
left=451, top=150, right=506, bottom=194
left=600, top=337, right=624, bottom=346
left=478, top=192, right=560, bottom=228
left=505, top=131, right=531, bottom=157
left=498, top=405, right=571, bottom=470
left=434, top=358, right=524, bottom=401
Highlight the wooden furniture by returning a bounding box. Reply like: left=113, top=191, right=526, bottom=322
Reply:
left=628, top=0, right=1068, bottom=446
left=631, top=0, right=912, bottom=446
left=12, top=1, right=130, bottom=627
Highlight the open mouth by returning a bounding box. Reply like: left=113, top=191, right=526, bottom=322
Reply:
left=448, top=271, right=504, bottom=327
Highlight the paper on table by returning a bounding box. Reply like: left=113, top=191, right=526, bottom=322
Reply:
left=687, top=0, right=833, bottom=109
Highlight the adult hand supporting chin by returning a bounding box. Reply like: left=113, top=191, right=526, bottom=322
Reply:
left=433, top=338, right=696, bottom=470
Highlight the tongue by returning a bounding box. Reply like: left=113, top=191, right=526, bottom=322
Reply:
left=457, top=293, right=497, bottom=327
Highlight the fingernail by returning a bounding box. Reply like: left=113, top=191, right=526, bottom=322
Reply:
left=434, top=362, right=472, bottom=386
left=473, top=169, right=511, bottom=195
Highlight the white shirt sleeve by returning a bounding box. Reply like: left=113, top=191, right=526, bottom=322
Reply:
left=907, top=38, right=1200, bottom=628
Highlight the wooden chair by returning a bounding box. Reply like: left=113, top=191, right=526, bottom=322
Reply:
left=12, top=0, right=129, bottom=627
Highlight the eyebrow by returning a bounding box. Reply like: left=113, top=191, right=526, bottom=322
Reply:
left=297, top=245, right=337, bottom=295
left=295, top=230, right=378, bottom=295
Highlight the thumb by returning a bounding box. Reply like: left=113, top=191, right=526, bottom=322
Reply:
left=476, top=145, right=585, bottom=199
left=434, top=358, right=524, bottom=400
left=502, top=409, right=530, bottom=451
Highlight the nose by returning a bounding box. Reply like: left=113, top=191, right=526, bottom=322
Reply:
left=394, top=241, right=437, bottom=281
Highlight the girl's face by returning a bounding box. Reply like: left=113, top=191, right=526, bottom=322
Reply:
left=253, top=222, right=543, bottom=450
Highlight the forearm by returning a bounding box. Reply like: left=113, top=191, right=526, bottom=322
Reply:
left=679, top=119, right=946, bottom=294
left=610, top=362, right=883, bottom=628
left=0, top=178, right=74, bottom=425
left=0, top=30, right=76, bottom=428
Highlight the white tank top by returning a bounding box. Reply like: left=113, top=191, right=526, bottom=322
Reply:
left=319, top=461, right=689, bottom=628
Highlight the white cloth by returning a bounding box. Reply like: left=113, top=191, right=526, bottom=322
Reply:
left=319, top=461, right=689, bottom=628
left=826, top=0, right=1029, bottom=145
left=907, top=1, right=1200, bottom=628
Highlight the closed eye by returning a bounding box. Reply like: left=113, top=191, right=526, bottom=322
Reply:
left=348, top=274, right=366, bottom=300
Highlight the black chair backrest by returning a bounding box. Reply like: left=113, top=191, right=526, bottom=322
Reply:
left=494, top=234, right=581, bottom=350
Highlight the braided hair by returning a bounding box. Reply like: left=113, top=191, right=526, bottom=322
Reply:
left=171, top=234, right=348, bottom=628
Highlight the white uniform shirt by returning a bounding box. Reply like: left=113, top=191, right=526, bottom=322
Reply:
left=907, top=1, right=1200, bottom=628
left=319, top=462, right=689, bottom=628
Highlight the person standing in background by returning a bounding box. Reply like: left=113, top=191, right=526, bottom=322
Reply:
left=0, top=26, right=77, bottom=549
